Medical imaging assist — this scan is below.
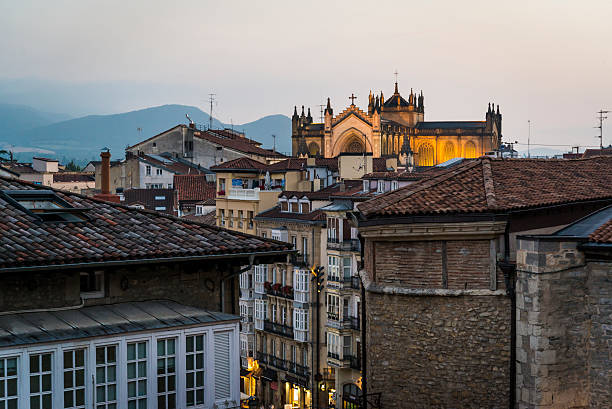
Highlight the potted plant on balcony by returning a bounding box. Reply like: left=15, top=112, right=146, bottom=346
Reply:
left=217, top=190, right=226, bottom=196
left=272, top=283, right=282, bottom=292
left=264, top=281, right=272, bottom=291
left=281, top=285, right=293, bottom=296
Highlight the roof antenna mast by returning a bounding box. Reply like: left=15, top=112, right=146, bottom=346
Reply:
left=596, top=109, right=610, bottom=149
left=527, top=120, right=531, bottom=158
left=208, top=93, right=216, bottom=130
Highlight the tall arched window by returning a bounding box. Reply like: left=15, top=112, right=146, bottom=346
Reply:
left=381, top=135, right=387, bottom=155
left=464, top=141, right=477, bottom=158
left=417, top=143, right=434, bottom=166
left=308, top=142, right=320, bottom=156
left=442, top=141, right=455, bottom=162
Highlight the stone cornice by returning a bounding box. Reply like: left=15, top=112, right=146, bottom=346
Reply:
left=358, top=221, right=507, bottom=240
left=359, top=269, right=506, bottom=296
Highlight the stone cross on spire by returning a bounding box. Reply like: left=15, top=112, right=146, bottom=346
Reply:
left=349, top=93, right=357, bottom=105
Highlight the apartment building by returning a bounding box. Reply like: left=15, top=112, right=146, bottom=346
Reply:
left=0, top=174, right=294, bottom=409
left=252, top=192, right=328, bottom=409
left=5, top=157, right=95, bottom=194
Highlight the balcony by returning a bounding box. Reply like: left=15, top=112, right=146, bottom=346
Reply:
left=294, top=290, right=308, bottom=304
left=342, top=316, right=360, bottom=331
left=327, top=275, right=342, bottom=289
left=264, top=282, right=294, bottom=300
left=343, top=276, right=360, bottom=290
left=348, top=355, right=361, bottom=370
left=228, top=187, right=259, bottom=200
left=263, top=320, right=294, bottom=339
left=327, top=351, right=339, bottom=360
left=290, top=253, right=310, bottom=267
left=294, top=329, right=308, bottom=343
left=326, top=312, right=341, bottom=329
left=327, top=238, right=361, bottom=252
left=254, top=282, right=265, bottom=295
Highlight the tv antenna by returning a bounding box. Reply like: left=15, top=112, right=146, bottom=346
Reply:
left=208, top=93, right=217, bottom=130
left=527, top=120, right=531, bottom=158
left=595, top=109, right=609, bottom=149
left=272, top=134, right=276, bottom=153
left=319, top=104, right=325, bottom=123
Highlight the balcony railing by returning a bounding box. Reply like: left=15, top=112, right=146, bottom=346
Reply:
left=290, top=253, right=309, bottom=267
left=264, top=283, right=294, bottom=300
left=343, top=276, right=360, bottom=290
left=263, top=320, right=294, bottom=339
left=346, top=355, right=361, bottom=370
left=327, top=351, right=339, bottom=360
left=228, top=187, right=259, bottom=200
left=342, top=316, right=360, bottom=331
left=327, top=312, right=339, bottom=322
left=294, top=329, right=308, bottom=342
left=327, top=239, right=361, bottom=252
left=254, top=282, right=265, bottom=294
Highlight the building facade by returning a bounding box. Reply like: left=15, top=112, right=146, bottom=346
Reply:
left=355, top=157, right=612, bottom=408
left=292, top=83, right=502, bottom=166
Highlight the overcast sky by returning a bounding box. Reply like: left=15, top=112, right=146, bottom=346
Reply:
left=1, top=0, right=611, bottom=150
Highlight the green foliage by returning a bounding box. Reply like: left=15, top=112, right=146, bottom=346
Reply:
left=64, top=159, right=82, bottom=171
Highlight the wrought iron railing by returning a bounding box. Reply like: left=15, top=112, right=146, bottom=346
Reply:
left=263, top=320, right=294, bottom=339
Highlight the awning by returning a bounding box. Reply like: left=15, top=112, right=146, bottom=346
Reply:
left=0, top=300, right=239, bottom=348
left=260, top=368, right=277, bottom=381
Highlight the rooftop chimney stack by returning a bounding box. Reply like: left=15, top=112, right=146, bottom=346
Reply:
left=100, top=151, right=111, bottom=195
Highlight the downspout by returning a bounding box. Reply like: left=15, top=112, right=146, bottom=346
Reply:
left=359, top=233, right=367, bottom=409
left=498, top=217, right=516, bottom=409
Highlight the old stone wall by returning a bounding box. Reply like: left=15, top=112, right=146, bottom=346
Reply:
left=366, top=291, right=511, bottom=409
left=0, top=261, right=236, bottom=314
left=516, top=237, right=611, bottom=408
left=374, top=239, right=494, bottom=290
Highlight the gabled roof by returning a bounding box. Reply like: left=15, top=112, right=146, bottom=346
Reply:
left=582, top=147, right=612, bottom=158
left=554, top=205, right=612, bottom=244
left=123, top=188, right=176, bottom=215
left=195, top=130, right=286, bottom=158
left=383, top=93, right=410, bottom=108
left=332, top=106, right=372, bottom=127
left=173, top=175, right=215, bottom=202
left=255, top=206, right=326, bottom=223
left=358, top=157, right=612, bottom=218
left=210, top=157, right=268, bottom=172
left=0, top=176, right=292, bottom=270
left=137, top=154, right=205, bottom=175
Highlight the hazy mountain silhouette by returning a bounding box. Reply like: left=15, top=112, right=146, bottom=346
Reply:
left=0, top=103, right=71, bottom=139
left=0, top=104, right=290, bottom=161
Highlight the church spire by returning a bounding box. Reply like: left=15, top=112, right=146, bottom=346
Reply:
left=394, top=81, right=399, bottom=94
left=324, top=97, right=333, bottom=116
left=292, top=106, right=298, bottom=119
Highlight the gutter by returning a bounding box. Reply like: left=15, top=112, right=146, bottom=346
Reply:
left=0, top=249, right=295, bottom=274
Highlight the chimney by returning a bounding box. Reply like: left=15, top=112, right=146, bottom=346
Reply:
left=93, top=150, right=121, bottom=203
left=189, top=122, right=195, bottom=129
left=101, top=151, right=111, bottom=195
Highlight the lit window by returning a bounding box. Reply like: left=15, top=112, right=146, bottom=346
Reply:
left=155, top=196, right=166, bottom=200
left=155, top=206, right=167, bottom=211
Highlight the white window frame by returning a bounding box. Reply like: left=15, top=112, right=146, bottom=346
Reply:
left=0, top=323, right=239, bottom=409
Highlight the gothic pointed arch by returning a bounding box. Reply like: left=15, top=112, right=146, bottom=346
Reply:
left=464, top=141, right=477, bottom=158
left=331, top=127, right=372, bottom=156
left=442, top=141, right=455, bottom=162
left=308, top=142, right=321, bottom=156
left=417, top=142, right=434, bottom=166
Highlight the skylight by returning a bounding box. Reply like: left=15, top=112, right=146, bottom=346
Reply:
left=1, top=190, right=89, bottom=222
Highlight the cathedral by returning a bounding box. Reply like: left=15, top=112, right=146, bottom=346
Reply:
left=291, top=82, right=502, bottom=166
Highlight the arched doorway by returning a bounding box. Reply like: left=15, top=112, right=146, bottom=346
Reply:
left=308, top=142, right=320, bottom=156
left=342, top=383, right=362, bottom=409
left=417, top=142, right=434, bottom=166
left=464, top=141, right=477, bottom=158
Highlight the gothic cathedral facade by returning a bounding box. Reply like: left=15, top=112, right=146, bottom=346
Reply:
left=291, top=83, right=502, bottom=166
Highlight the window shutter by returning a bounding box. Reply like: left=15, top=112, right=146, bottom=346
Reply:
left=214, top=332, right=231, bottom=400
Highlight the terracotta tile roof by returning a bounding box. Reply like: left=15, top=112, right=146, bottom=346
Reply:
left=372, top=158, right=390, bottom=172
left=32, top=157, right=58, bottom=162
left=362, top=167, right=448, bottom=181
left=589, top=218, right=612, bottom=243
left=53, top=172, right=95, bottom=183
left=182, top=212, right=217, bottom=226
left=281, top=180, right=364, bottom=201
left=582, top=147, right=612, bottom=158
left=173, top=175, right=215, bottom=202
left=358, top=157, right=612, bottom=217
left=210, top=157, right=268, bottom=171
left=123, top=188, right=177, bottom=215
left=195, top=130, right=286, bottom=158
left=264, top=157, right=339, bottom=172
left=0, top=176, right=291, bottom=270
left=5, top=163, right=37, bottom=174
left=255, top=206, right=326, bottom=222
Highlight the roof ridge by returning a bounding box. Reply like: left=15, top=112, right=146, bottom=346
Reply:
left=481, top=158, right=497, bottom=209
left=360, top=159, right=483, bottom=216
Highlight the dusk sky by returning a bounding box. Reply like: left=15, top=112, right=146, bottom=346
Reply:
left=2, top=0, right=611, bottom=150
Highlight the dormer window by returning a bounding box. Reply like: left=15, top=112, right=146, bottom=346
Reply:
left=377, top=180, right=385, bottom=193
left=391, top=180, right=399, bottom=191
left=289, top=198, right=299, bottom=213
left=280, top=200, right=288, bottom=212
left=300, top=200, right=310, bottom=213
left=1, top=190, right=88, bottom=223
left=363, top=180, right=369, bottom=193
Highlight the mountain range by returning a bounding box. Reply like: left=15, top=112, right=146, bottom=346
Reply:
left=0, top=104, right=291, bottom=163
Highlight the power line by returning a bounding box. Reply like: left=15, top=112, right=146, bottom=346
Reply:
left=513, top=142, right=600, bottom=148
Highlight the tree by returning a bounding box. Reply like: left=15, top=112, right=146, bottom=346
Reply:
left=65, top=159, right=82, bottom=171
left=0, top=150, right=13, bottom=163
